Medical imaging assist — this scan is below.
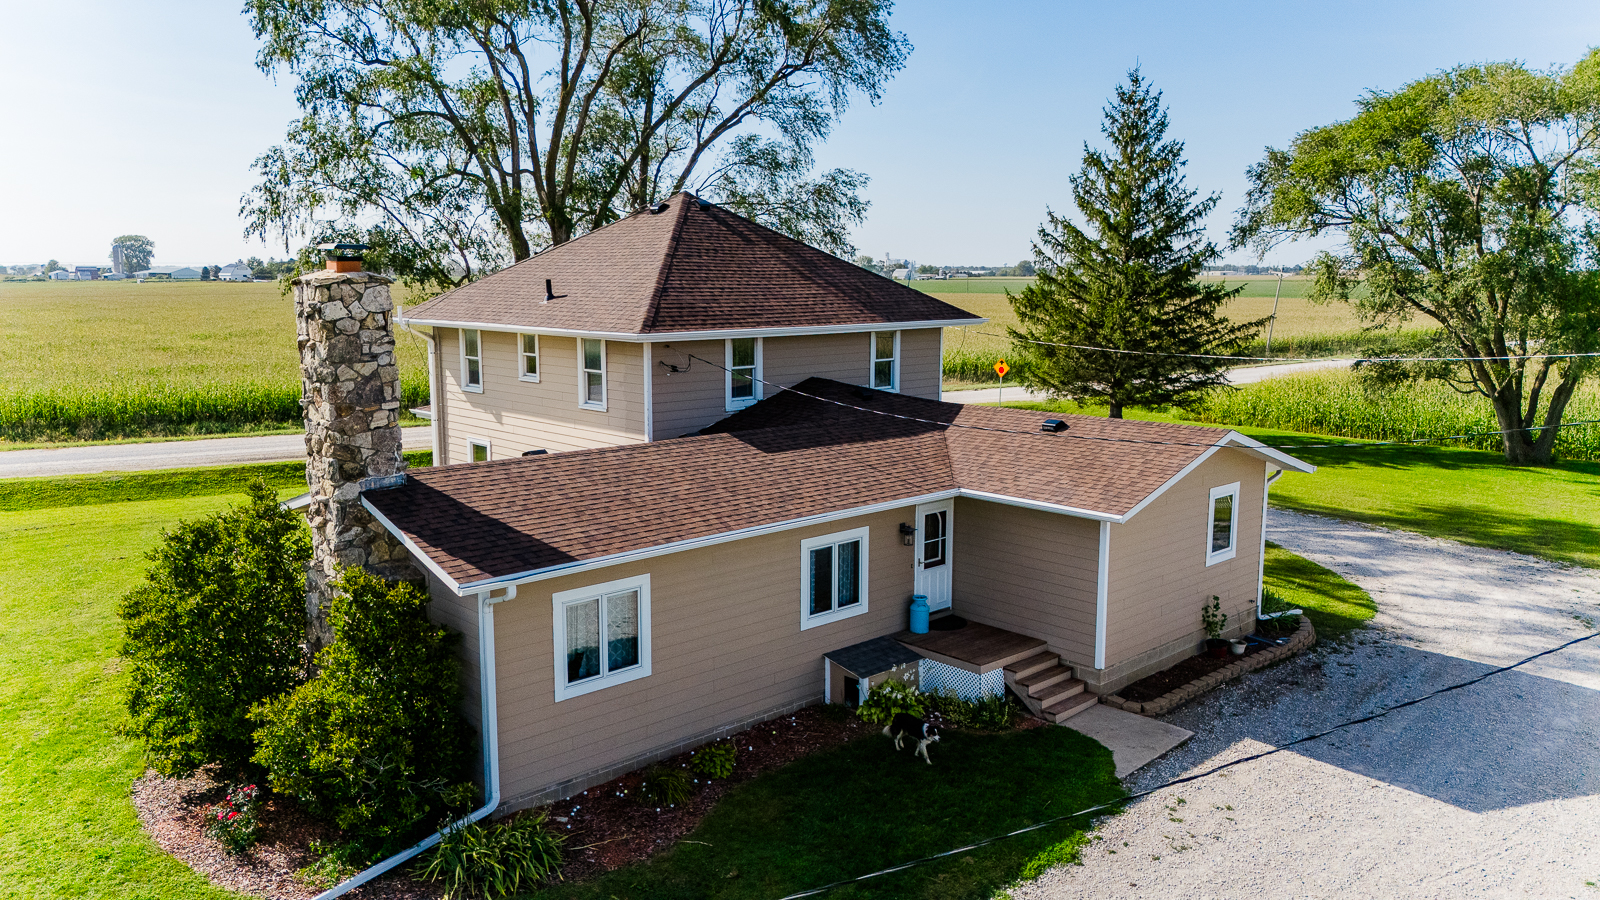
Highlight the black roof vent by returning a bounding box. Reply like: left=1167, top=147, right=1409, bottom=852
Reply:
left=650, top=200, right=670, bottom=214
left=1040, top=419, right=1068, bottom=433
left=522, top=449, right=549, bottom=457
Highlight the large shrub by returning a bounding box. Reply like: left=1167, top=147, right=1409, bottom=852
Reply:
left=251, top=568, right=472, bottom=859
left=118, top=479, right=310, bottom=775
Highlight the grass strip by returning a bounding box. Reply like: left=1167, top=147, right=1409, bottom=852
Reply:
left=541, top=726, right=1121, bottom=900
left=0, top=451, right=432, bottom=513
left=1262, top=543, right=1376, bottom=642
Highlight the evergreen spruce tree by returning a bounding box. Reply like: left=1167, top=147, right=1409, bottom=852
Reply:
left=1009, top=69, right=1263, bottom=418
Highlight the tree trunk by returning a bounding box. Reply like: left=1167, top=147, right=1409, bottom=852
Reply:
left=1491, top=373, right=1580, bottom=465
left=1107, top=399, right=1124, bottom=419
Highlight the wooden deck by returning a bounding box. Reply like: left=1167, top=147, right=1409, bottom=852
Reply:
left=895, top=620, right=1047, bottom=674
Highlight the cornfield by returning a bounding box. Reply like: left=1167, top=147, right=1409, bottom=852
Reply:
left=1193, top=370, right=1600, bottom=461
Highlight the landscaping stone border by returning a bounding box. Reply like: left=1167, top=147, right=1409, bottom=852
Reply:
left=1101, top=616, right=1316, bottom=716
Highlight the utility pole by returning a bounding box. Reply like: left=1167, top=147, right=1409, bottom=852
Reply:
left=1264, top=270, right=1285, bottom=359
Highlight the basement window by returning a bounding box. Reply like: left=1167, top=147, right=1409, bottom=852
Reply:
left=1206, top=482, right=1240, bottom=566
left=726, top=337, right=762, bottom=410
left=461, top=329, right=483, bottom=392
left=801, top=527, right=870, bottom=630
left=870, top=331, right=899, bottom=391
left=580, top=338, right=606, bottom=410
left=553, top=574, right=651, bottom=701
left=519, top=334, right=539, bottom=382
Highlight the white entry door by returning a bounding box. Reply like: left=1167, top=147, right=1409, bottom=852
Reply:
left=914, top=500, right=954, bottom=611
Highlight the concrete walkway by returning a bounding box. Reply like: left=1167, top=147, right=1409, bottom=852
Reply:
left=1064, top=704, right=1193, bottom=778
left=1018, top=511, right=1600, bottom=899
left=942, top=357, right=1351, bottom=405
left=0, top=427, right=432, bottom=479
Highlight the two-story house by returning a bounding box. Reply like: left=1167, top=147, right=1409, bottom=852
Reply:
left=399, top=192, right=984, bottom=464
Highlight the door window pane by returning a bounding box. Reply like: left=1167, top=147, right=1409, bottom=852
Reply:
left=922, top=511, right=946, bottom=567
left=809, top=547, right=833, bottom=615
left=606, top=590, right=640, bottom=671
left=565, top=599, right=600, bottom=684
left=836, top=541, right=860, bottom=608
left=1211, top=494, right=1234, bottom=553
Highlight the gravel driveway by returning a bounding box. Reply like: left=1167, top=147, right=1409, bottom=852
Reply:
left=1020, top=509, right=1600, bottom=899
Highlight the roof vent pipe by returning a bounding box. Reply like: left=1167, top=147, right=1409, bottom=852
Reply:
left=544, top=279, right=553, bottom=303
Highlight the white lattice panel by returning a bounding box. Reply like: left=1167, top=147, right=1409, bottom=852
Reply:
left=918, top=659, right=1005, bottom=700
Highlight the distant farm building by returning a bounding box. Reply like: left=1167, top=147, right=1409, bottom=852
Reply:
left=74, top=266, right=100, bottom=280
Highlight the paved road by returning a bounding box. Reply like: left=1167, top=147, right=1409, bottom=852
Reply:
left=943, top=357, right=1352, bottom=405
left=0, top=428, right=433, bottom=479
left=1021, top=510, right=1600, bottom=899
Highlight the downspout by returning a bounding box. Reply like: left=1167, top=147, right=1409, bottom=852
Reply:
left=1256, top=467, right=1284, bottom=618
left=312, top=586, right=509, bottom=900
left=399, top=318, right=442, bottom=465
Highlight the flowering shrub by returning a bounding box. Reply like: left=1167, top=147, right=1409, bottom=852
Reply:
left=203, top=784, right=262, bottom=855
left=855, top=675, right=925, bottom=725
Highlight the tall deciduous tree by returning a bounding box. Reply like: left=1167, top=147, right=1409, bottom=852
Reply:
left=1009, top=70, right=1259, bottom=418
left=112, top=234, right=154, bottom=272
left=1235, top=53, right=1600, bottom=465
left=242, top=0, right=908, bottom=289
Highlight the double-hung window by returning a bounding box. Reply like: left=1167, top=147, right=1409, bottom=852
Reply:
left=579, top=338, right=606, bottom=409
left=800, top=527, right=870, bottom=630
left=461, top=329, right=483, bottom=392
left=1206, top=482, right=1240, bottom=566
left=519, top=334, right=539, bottom=381
left=870, top=331, right=899, bottom=391
left=552, top=574, right=651, bottom=700
left=726, top=337, right=762, bottom=410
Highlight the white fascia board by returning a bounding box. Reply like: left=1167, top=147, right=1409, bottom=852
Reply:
left=396, top=316, right=987, bottom=342
left=361, top=495, right=463, bottom=591
left=955, top=489, right=1123, bottom=523
left=1220, top=431, right=1317, bottom=473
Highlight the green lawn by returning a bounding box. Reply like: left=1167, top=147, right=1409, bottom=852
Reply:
left=1006, top=399, right=1600, bottom=570
left=1262, top=543, right=1376, bottom=642
left=540, top=726, right=1122, bottom=900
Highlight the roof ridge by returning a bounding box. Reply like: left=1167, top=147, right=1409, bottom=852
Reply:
left=639, top=193, right=694, bottom=332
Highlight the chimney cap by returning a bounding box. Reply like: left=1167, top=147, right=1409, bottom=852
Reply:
left=316, top=242, right=369, bottom=261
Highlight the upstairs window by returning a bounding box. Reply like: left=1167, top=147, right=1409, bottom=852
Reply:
left=469, top=440, right=491, bottom=462
left=1207, top=482, right=1240, bottom=566
left=520, top=334, right=539, bottom=381
left=580, top=338, right=606, bottom=410
left=801, top=527, right=870, bottom=630
left=461, top=329, right=483, bottom=392
left=553, top=574, right=651, bottom=700
left=870, top=331, right=899, bottom=391
left=726, top=337, right=762, bottom=410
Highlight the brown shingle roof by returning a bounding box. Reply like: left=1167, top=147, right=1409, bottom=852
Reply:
left=399, top=193, right=983, bottom=335
left=366, top=380, right=1281, bottom=589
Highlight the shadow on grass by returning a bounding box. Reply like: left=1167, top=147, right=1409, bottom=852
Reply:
left=1263, top=543, right=1376, bottom=642
left=536, top=726, right=1123, bottom=900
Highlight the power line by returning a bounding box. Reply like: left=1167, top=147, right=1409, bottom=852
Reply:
left=773, top=628, right=1600, bottom=899
left=679, top=353, right=1600, bottom=453
left=976, top=331, right=1600, bottom=364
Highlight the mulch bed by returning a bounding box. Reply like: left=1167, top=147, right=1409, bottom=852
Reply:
left=134, top=703, right=1046, bottom=896
left=1117, top=623, right=1302, bottom=704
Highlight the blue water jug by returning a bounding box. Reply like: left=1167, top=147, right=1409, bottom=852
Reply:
left=909, top=595, right=930, bottom=634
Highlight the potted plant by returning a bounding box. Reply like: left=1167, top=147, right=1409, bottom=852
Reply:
left=1202, top=596, right=1229, bottom=658
left=1228, top=638, right=1247, bottom=656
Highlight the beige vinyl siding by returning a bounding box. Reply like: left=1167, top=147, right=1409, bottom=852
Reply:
left=488, top=507, right=916, bottom=806
left=436, top=327, right=647, bottom=462
left=425, top=572, right=482, bottom=729
left=950, top=498, right=1100, bottom=668
left=1104, top=450, right=1267, bottom=667
left=651, top=328, right=946, bottom=438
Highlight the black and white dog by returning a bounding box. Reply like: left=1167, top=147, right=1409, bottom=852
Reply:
left=883, top=712, right=941, bottom=765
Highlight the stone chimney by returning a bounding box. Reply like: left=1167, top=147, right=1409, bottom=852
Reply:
left=295, top=257, right=415, bottom=653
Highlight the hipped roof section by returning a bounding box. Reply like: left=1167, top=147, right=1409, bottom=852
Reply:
left=364, top=379, right=1313, bottom=592
left=399, top=193, right=983, bottom=335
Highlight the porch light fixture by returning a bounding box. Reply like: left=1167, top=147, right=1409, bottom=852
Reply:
left=899, top=522, right=916, bottom=546
left=1040, top=419, right=1068, bottom=433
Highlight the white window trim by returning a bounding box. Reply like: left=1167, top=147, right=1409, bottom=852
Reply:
left=518, top=333, right=540, bottom=383
left=1206, top=482, right=1241, bottom=566
left=551, top=573, right=652, bottom=701
left=578, top=338, right=607, bottom=411
left=468, top=439, right=492, bottom=463
left=724, top=337, right=763, bottom=411
left=799, top=526, right=870, bottom=631
left=869, top=330, right=900, bottom=392
left=460, top=328, right=484, bottom=393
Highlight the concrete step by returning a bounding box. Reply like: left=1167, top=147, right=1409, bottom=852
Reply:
left=1003, top=651, right=1059, bottom=682
left=1035, top=677, right=1085, bottom=708
left=1018, top=664, right=1076, bottom=697
left=1043, top=691, right=1098, bottom=722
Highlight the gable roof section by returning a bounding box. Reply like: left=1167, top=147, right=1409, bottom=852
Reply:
left=400, top=193, right=984, bottom=336
left=364, top=379, right=1313, bottom=592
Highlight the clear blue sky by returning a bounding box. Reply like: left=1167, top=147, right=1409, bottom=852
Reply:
left=2, top=0, right=1596, bottom=269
